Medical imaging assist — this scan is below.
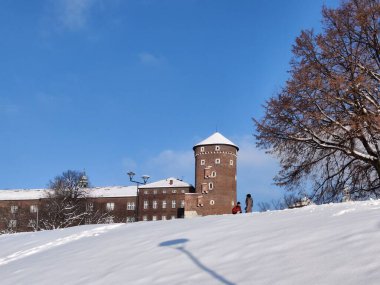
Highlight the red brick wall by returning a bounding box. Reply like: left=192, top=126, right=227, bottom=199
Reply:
left=193, top=143, right=238, bottom=216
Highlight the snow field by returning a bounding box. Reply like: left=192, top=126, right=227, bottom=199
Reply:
left=0, top=200, right=380, bottom=284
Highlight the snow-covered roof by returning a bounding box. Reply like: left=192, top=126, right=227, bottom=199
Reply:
left=0, top=186, right=138, bottom=201
left=139, top=177, right=193, bottom=189
left=193, top=132, right=239, bottom=150
left=87, top=186, right=137, bottom=198
left=0, top=189, right=48, bottom=201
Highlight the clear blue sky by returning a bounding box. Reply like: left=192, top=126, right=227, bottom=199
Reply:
left=0, top=0, right=339, bottom=206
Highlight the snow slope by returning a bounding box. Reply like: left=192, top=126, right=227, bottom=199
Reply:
left=1, top=200, right=380, bottom=285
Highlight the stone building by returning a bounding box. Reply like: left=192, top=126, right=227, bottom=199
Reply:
left=0, top=132, right=238, bottom=231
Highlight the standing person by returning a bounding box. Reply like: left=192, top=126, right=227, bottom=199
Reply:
left=232, top=202, right=242, bottom=214
left=245, top=194, right=253, bottom=213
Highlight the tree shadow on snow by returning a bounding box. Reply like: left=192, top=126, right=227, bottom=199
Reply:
left=159, top=239, right=236, bottom=285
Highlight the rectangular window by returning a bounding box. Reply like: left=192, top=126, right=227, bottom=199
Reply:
left=204, top=168, right=211, bottom=178
left=153, top=200, right=158, bottom=209
left=9, top=220, right=17, bottom=228
left=143, top=215, right=148, bottom=221
left=105, top=217, right=114, bottom=224
left=201, top=183, right=208, bottom=194
left=230, top=159, right=234, bottom=166
left=215, top=158, right=221, bottom=164
left=162, top=216, right=167, bottom=220
left=172, top=200, right=176, bottom=208
left=10, top=205, right=18, bottom=214
left=86, top=202, right=94, bottom=212
left=106, top=202, right=115, bottom=211
left=181, top=189, right=185, bottom=193
left=197, top=196, right=204, bottom=207
left=153, top=190, right=157, bottom=194
left=143, top=201, right=148, bottom=209
left=162, top=200, right=167, bottom=209
left=85, top=218, right=91, bottom=225
left=127, top=216, right=135, bottom=223
left=172, top=189, right=177, bottom=193
left=127, top=202, right=135, bottom=210
left=144, top=190, right=148, bottom=194
left=28, top=219, right=36, bottom=228
left=180, top=200, right=185, bottom=208
left=30, top=205, right=38, bottom=213
left=162, top=189, right=167, bottom=194
left=152, top=215, right=157, bottom=221
left=171, top=216, right=176, bottom=220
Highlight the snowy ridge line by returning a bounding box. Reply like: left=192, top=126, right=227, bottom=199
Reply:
left=0, top=224, right=122, bottom=266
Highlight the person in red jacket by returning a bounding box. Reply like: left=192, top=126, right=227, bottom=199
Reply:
left=232, top=202, right=242, bottom=214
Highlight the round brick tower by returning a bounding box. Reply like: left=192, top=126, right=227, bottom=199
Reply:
left=193, top=132, right=239, bottom=215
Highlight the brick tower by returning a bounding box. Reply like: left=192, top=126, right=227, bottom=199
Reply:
left=192, top=132, right=239, bottom=215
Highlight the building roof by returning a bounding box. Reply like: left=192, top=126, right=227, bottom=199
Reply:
left=139, top=177, right=193, bottom=189
left=86, top=186, right=137, bottom=198
left=0, top=186, right=138, bottom=201
left=193, top=132, right=239, bottom=150
left=0, top=189, right=48, bottom=201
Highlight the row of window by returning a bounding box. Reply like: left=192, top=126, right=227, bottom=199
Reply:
left=9, top=205, right=38, bottom=214
left=143, top=200, right=185, bottom=209
left=200, top=159, right=234, bottom=166
left=142, top=215, right=177, bottom=221
left=7, top=203, right=136, bottom=214
left=142, top=189, right=186, bottom=195
left=200, top=145, right=222, bottom=152
left=105, top=202, right=136, bottom=211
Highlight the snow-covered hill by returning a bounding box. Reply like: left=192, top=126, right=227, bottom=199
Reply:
left=1, top=200, right=380, bottom=285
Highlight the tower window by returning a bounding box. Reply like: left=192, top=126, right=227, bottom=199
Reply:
left=201, top=159, right=205, bottom=165
left=204, top=168, right=211, bottom=178
left=209, top=182, right=214, bottom=190
left=200, top=147, right=205, bottom=152
left=230, top=160, right=234, bottom=166
left=201, top=183, right=208, bottom=194
left=211, top=171, right=216, bottom=177
left=210, top=200, right=215, bottom=205
left=215, top=145, right=220, bottom=151
left=215, top=158, right=221, bottom=164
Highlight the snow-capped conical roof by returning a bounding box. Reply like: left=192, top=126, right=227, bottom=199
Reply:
left=193, top=132, right=239, bottom=150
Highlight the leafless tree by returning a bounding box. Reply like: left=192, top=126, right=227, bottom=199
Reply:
left=39, top=170, right=112, bottom=230
left=255, top=0, right=380, bottom=203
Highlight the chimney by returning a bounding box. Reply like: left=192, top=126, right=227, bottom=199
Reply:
left=169, top=179, right=173, bottom=185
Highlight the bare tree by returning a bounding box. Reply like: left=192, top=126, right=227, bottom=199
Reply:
left=38, top=170, right=88, bottom=230
left=255, top=0, right=380, bottom=203
left=38, top=170, right=116, bottom=230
